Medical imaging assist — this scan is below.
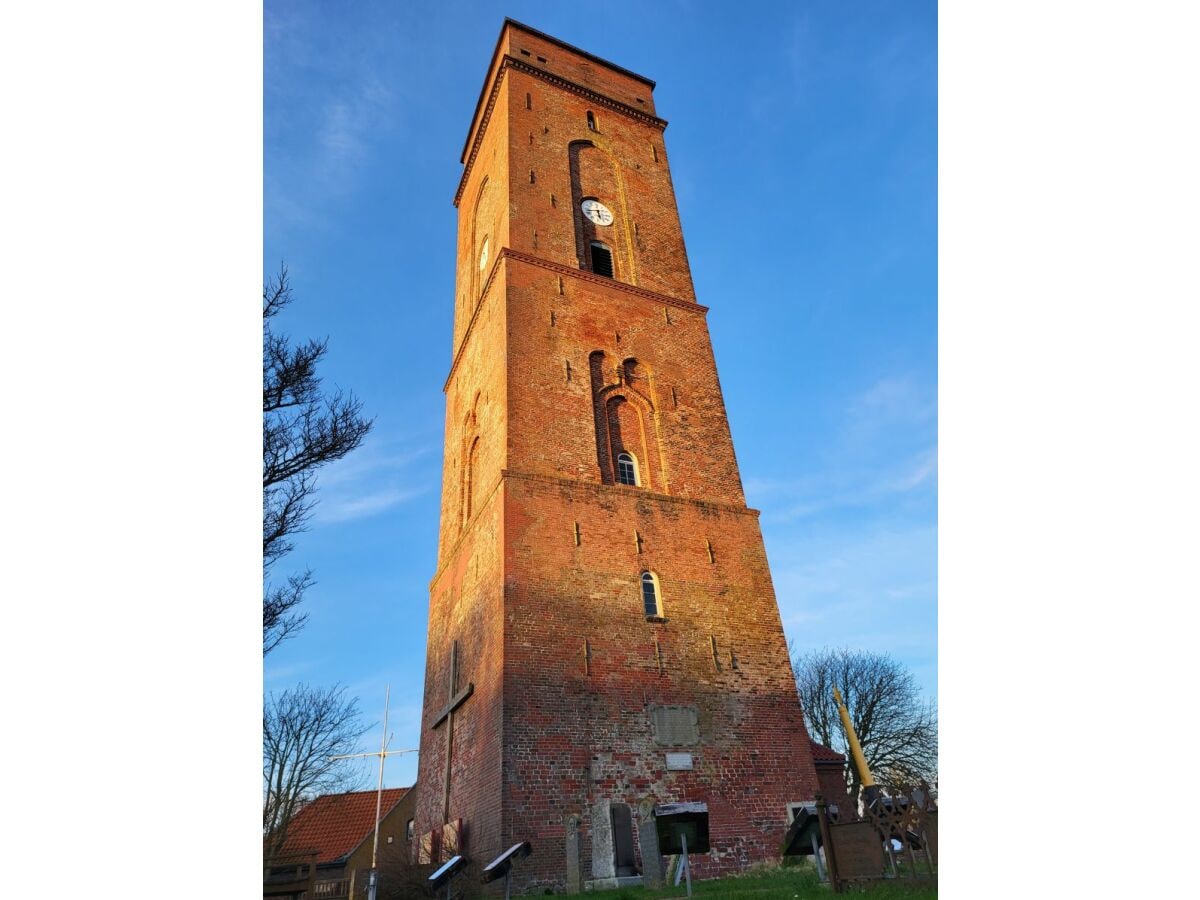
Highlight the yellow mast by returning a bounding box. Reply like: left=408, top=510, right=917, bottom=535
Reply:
left=832, top=686, right=875, bottom=790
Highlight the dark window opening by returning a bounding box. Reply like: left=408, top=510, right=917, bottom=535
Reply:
left=537, top=55, right=547, bottom=63
left=591, top=242, right=613, bottom=278
left=587, top=110, right=596, bottom=131
left=520, top=49, right=531, bottom=57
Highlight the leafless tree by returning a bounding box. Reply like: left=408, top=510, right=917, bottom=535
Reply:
left=794, top=647, right=937, bottom=807
left=263, top=683, right=370, bottom=863
left=263, top=267, right=373, bottom=653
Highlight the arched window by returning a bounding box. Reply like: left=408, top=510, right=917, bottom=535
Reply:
left=590, top=241, right=614, bottom=278
left=406, top=819, right=414, bottom=842
left=641, top=571, right=662, bottom=617
left=587, top=110, right=597, bottom=131
left=463, top=435, right=480, bottom=527
left=616, top=451, right=638, bottom=486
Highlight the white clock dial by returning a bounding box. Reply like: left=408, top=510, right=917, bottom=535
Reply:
left=479, top=238, right=489, bottom=271
left=581, top=199, right=614, bottom=226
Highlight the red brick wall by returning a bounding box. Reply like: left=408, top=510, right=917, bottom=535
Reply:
left=814, top=762, right=850, bottom=803
left=504, top=256, right=745, bottom=505
left=501, top=474, right=819, bottom=888
left=415, top=20, right=821, bottom=893
left=503, top=66, right=694, bottom=303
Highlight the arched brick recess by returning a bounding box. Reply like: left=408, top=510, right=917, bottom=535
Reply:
left=568, top=140, right=635, bottom=283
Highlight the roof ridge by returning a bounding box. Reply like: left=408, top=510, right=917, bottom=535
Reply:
left=320, top=786, right=411, bottom=797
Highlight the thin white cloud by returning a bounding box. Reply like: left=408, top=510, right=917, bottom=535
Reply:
left=754, top=444, right=937, bottom=524
left=318, top=486, right=429, bottom=524
left=886, top=447, right=937, bottom=493
left=848, top=374, right=937, bottom=430
left=315, top=78, right=393, bottom=186
left=316, top=441, right=436, bottom=489
left=312, top=435, right=438, bottom=524
left=264, top=5, right=399, bottom=236
left=264, top=658, right=320, bottom=685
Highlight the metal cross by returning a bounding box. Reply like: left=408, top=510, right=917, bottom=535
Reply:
left=329, top=685, right=417, bottom=900
left=430, top=639, right=474, bottom=823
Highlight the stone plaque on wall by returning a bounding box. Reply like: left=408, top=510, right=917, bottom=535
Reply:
left=649, top=705, right=699, bottom=746
left=665, top=752, right=693, bottom=770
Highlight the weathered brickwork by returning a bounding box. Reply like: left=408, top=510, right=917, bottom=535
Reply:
left=414, top=19, right=820, bottom=893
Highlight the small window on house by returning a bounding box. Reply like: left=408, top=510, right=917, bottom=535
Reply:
left=617, top=452, right=638, bottom=486
left=590, top=242, right=614, bottom=278
left=642, top=571, right=663, bottom=618
left=587, top=110, right=596, bottom=131
left=406, top=819, right=414, bottom=841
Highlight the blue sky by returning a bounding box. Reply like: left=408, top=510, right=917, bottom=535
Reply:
left=263, top=0, right=936, bottom=790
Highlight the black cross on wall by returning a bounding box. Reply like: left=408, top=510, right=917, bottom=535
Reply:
left=431, top=639, right=474, bottom=823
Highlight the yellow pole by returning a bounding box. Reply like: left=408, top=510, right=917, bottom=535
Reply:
left=832, top=686, right=875, bottom=789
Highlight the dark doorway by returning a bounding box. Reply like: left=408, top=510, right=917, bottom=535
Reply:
left=611, top=803, right=639, bottom=877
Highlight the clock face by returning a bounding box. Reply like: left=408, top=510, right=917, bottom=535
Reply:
left=581, top=199, right=614, bottom=226
left=479, top=238, right=489, bottom=271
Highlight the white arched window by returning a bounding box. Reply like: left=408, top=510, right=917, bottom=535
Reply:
left=616, top=451, right=639, bottom=486
left=641, top=571, right=662, bottom=617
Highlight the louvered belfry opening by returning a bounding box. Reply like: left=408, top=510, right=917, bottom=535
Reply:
left=590, top=241, right=614, bottom=277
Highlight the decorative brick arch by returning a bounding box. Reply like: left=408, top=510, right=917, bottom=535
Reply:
left=589, top=349, right=667, bottom=491
left=596, top=384, right=662, bottom=491
left=588, top=351, right=613, bottom=482
left=469, top=176, right=494, bottom=303
left=459, top=392, right=484, bottom=531
left=567, top=140, right=637, bottom=284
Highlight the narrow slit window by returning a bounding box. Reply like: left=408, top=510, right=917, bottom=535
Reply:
left=616, top=452, right=638, bottom=486
left=591, top=242, right=614, bottom=278
left=525, top=92, right=532, bottom=109
left=642, top=571, right=662, bottom=618
left=587, top=110, right=596, bottom=131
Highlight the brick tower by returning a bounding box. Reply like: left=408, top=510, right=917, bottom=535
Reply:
left=412, top=20, right=821, bottom=892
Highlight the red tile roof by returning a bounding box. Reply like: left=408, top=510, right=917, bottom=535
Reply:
left=277, top=788, right=411, bottom=864
left=809, top=739, right=847, bottom=763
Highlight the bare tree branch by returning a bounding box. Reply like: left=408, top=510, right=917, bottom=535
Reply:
left=263, top=266, right=373, bottom=653
left=794, top=647, right=938, bottom=808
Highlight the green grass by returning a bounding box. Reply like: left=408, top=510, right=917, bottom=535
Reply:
left=585, top=864, right=935, bottom=900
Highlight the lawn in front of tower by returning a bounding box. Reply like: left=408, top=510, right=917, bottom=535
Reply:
left=589, top=865, right=935, bottom=899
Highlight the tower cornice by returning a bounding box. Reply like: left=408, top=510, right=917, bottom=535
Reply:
left=454, top=56, right=668, bottom=208
left=444, top=248, right=707, bottom=394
